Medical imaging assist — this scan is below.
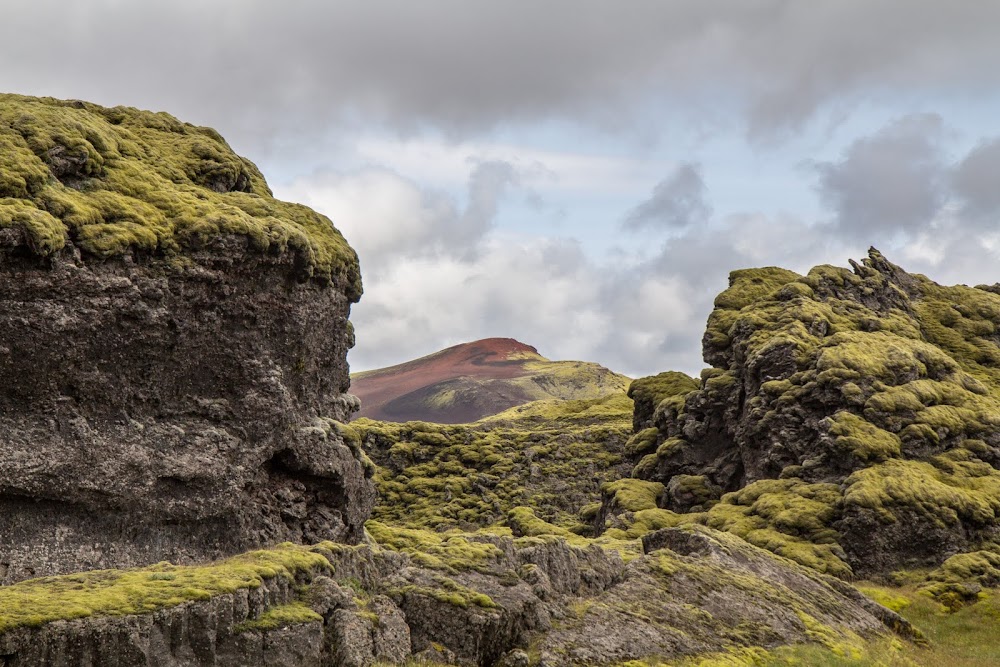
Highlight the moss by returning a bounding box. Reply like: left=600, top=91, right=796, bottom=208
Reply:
left=390, top=574, right=498, bottom=610
left=714, top=268, right=804, bottom=311
left=704, top=267, right=804, bottom=352
left=604, top=477, right=849, bottom=577
left=628, top=372, right=699, bottom=411
left=825, top=411, right=901, bottom=463
left=855, top=586, right=911, bottom=613
left=0, top=542, right=331, bottom=632
left=698, top=479, right=850, bottom=578
left=507, top=506, right=577, bottom=540
left=602, top=479, right=665, bottom=513
left=355, top=394, right=633, bottom=532
left=665, top=475, right=722, bottom=511
left=626, top=427, right=661, bottom=457
left=233, top=601, right=322, bottom=633
left=365, top=520, right=503, bottom=573
left=843, top=458, right=1000, bottom=527
left=0, top=94, right=360, bottom=297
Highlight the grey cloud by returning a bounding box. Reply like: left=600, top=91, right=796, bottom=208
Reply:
left=459, top=161, right=517, bottom=251
left=952, top=138, right=1000, bottom=225
left=623, top=163, right=711, bottom=231
left=279, top=160, right=517, bottom=270
left=814, top=114, right=946, bottom=237
left=1, top=1, right=998, bottom=149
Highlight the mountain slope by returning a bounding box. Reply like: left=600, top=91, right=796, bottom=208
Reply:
left=351, top=337, right=630, bottom=423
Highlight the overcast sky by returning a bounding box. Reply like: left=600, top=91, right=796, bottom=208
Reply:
left=4, top=1, right=1000, bottom=377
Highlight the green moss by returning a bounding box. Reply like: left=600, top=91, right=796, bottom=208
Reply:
left=825, top=411, right=901, bottom=463
left=0, top=94, right=359, bottom=296
left=233, top=601, right=322, bottom=633
left=602, top=479, right=665, bottom=512
left=666, top=475, right=722, bottom=510
left=390, top=574, right=498, bottom=610
left=844, top=458, right=1000, bottom=527
left=628, top=372, right=699, bottom=411
left=507, top=506, right=577, bottom=540
left=698, top=480, right=849, bottom=578
left=625, top=427, right=661, bottom=457
left=855, top=586, right=912, bottom=614
left=355, top=394, right=633, bottom=531
left=0, top=542, right=331, bottom=632
left=365, top=520, right=503, bottom=573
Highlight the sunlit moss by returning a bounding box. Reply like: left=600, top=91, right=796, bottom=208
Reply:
left=355, top=394, right=633, bottom=531
left=233, top=601, right=322, bottom=633
left=0, top=93, right=359, bottom=296
left=365, top=520, right=503, bottom=573
left=0, top=542, right=331, bottom=632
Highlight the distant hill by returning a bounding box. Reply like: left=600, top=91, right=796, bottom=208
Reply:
left=350, top=337, right=630, bottom=423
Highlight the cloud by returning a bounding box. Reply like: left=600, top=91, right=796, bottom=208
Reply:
left=623, top=163, right=711, bottom=231
left=1, top=1, right=997, bottom=147
left=286, top=160, right=859, bottom=378
left=283, top=132, right=1000, bottom=380
left=276, top=160, right=515, bottom=268
left=813, top=114, right=946, bottom=237
left=952, top=138, right=1000, bottom=226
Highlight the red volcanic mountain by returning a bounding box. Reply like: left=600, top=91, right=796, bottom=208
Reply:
left=350, top=338, right=630, bottom=424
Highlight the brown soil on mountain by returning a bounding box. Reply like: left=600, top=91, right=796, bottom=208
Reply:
left=351, top=338, right=628, bottom=423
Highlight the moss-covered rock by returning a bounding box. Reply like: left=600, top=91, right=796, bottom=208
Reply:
left=355, top=393, right=635, bottom=531
left=0, top=93, right=359, bottom=296
left=0, top=95, right=372, bottom=583
left=619, top=249, right=1000, bottom=578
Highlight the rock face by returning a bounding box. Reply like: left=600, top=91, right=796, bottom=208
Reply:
left=351, top=338, right=630, bottom=423
left=626, top=249, right=1000, bottom=577
left=0, top=95, right=373, bottom=583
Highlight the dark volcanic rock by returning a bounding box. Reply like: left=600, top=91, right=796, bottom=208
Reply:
left=623, top=249, right=1000, bottom=577
left=0, top=237, right=374, bottom=583
left=0, top=526, right=913, bottom=666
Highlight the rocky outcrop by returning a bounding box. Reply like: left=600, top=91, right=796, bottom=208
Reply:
left=0, top=526, right=917, bottom=666
left=623, top=249, right=1000, bottom=577
left=0, top=94, right=373, bottom=582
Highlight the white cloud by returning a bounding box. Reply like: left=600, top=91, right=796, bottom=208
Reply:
left=354, top=137, right=653, bottom=194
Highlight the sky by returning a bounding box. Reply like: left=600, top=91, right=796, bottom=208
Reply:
left=3, top=1, right=1000, bottom=377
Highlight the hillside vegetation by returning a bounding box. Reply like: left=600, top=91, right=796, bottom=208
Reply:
left=350, top=392, right=634, bottom=531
